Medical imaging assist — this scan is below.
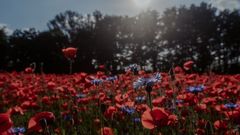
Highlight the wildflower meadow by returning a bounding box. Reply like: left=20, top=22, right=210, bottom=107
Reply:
left=0, top=50, right=239, bottom=134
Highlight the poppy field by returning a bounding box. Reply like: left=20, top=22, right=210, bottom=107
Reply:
left=0, top=60, right=240, bottom=135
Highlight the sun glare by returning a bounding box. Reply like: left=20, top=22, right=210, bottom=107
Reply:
left=133, top=0, right=151, bottom=8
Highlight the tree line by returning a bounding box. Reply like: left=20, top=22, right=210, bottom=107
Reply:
left=0, top=2, right=239, bottom=74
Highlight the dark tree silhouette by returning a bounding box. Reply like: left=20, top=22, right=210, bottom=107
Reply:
left=159, top=3, right=219, bottom=72
left=0, top=2, right=239, bottom=74
left=0, top=28, right=7, bottom=71
left=8, top=28, right=39, bottom=71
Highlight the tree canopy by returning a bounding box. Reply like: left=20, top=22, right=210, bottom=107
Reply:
left=0, top=2, right=239, bottom=74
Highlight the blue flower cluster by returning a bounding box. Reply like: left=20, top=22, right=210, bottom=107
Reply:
left=64, top=114, right=73, bottom=121
left=10, top=127, right=26, bottom=134
left=186, top=85, right=204, bottom=93
left=105, top=76, right=118, bottom=82
left=91, top=76, right=118, bottom=85
left=132, top=117, right=141, bottom=123
left=175, top=99, right=184, bottom=104
left=224, top=103, right=239, bottom=109
left=135, top=96, right=146, bottom=103
left=91, top=79, right=104, bottom=85
left=76, top=93, right=86, bottom=98
left=125, top=64, right=140, bottom=72
left=121, top=106, right=135, bottom=115
left=133, top=73, right=161, bottom=90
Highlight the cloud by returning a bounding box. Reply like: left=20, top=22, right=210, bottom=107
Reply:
left=210, top=0, right=240, bottom=11
left=0, top=23, right=13, bottom=35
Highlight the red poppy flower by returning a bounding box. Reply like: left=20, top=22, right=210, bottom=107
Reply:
left=28, top=112, right=55, bottom=132
left=183, top=60, right=194, bottom=70
left=141, top=107, right=176, bottom=129
left=104, top=106, right=117, bottom=119
left=0, top=113, right=13, bottom=134
left=194, top=104, right=207, bottom=112
left=42, top=96, right=52, bottom=105
left=201, top=97, right=217, bottom=105
left=25, top=67, right=34, bottom=73
left=99, top=65, right=105, bottom=69
left=21, top=101, right=40, bottom=110
left=100, top=127, right=114, bottom=135
left=214, top=120, right=227, bottom=130
left=47, top=82, right=56, bottom=90
left=177, top=93, right=198, bottom=105
left=174, top=66, right=184, bottom=74
left=6, top=106, right=24, bottom=115
left=152, top=96, right=166, bottom=107
left=224, top=110, right=240, bottom=124
left=197, top=119, right=207, bottom=128
left=196, top=128, right=205, bottom=135
left=62, top=47, right=77, bottom=59
left=115, top=94, right=128, bottom=104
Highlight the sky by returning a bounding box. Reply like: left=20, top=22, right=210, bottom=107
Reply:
left=0, top=0, right=239, bottom=33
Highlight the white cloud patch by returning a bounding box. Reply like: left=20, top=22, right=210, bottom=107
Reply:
left=210, top=0, right=240, bottom=11
left=0, top=23, right=13, bottom=35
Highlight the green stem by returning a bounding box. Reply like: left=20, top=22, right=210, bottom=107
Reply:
left=148, top=92, right=152, bottom=110
left=69, top=60, right=73, bottom=74
left=42, top=118, right=51, bottom=135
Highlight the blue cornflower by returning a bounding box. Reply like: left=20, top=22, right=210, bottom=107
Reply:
left=125, top=64, right=140, bottom=72
left=224, top=103, right=239, bottom=109
left=64, top=114, right=73, bottom=121
left=133, top=73, right=161, bottom=90
left=105, top=76, right=118, bottom=82
left=145, top=73, right=161, bottom=87
left=135, top=96, right=146, bottom=102
left=132, top=117, right=141, bottom=123
left=154, top=73, right=161, bottom=80
left=186, top=85, right=204, bottom=93
left=121, top=106, right=135, bottom=115
left=91, top=79, right=103, bottom=85
left=10, top=127, right=26, bottom=134
left=76, top=93, right=86, bottom=98
left=176, top=99, right=184, bottom=104
left=133, top=78, right=146, bottom=89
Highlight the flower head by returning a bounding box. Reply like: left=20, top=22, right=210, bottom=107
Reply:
left=133, top=73, right=161, bottom=90
left=0, top=113, right=13, bottom=134
left=214, top=120, right=227, bottom=130
left=25, top=67, right=34, bottom=73
left=175, top=99, right=184, bottom=104
left=121, top=106, right=135, bottom=115
left=10, top=127, right=26, bottom=134
left=76, top=93, right=87, bottom=98
left=100, top=127, right=114, bottom=135
left=133, top=78, right=146, bottom=89
left=125, top=64, right=140, bottom=72
left=28, top=112, right=55, bottom=132
left=186, top=85, right=204, bottom=93
left=62, top=47, right=77, bottom=59
left=63, top=114, right=73, bottom=121
left=141, top=107, right=176, bottom=129
left=91, top=79, right=103, bottom=85
left=224, top=103, right=239, bottom=109
left=135, top=96, right=146, bottom=103
left=105, top=76, right=118, bottom=82
left=183, top=60, right=194, bottom=70
left=132, top=118, right=141, bottom=123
